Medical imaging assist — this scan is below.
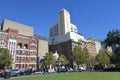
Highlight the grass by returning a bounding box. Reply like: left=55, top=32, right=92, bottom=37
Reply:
left=9, top=72, right=120, bottom=80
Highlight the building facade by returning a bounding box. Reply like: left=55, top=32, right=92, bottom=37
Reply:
left=49, top=9, right=96, bottom=60
left=35, top=35, right=49, bottom=68
left=95, top=40, right=102, bottom=54
left=49, top=9, right=84, bottom=45
left=86, top=38, right=96, bottom=57
left=0, top=19, right=38, bottom=70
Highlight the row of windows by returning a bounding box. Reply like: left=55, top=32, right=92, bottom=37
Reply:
left=9, top=49, right=15, bottom=54
left=15, top=64, right=35, bottom=69
left=71, top=28, right=77, bottom=33
left=9, top=41, right=16, bottom=53
left=9, top=41, right=16, bottom=45
left=10, top=34, right=17, bottom=39
left=18, top=37, right=29, bottom=42
left=17, top=43, right=37, bottom=49
left=16, top=50, right=37, bottom=55
left=17, top=43, right=28, bottom=49
left=50, top=31, right=59, bottom=37
left=16, top=57, right=36, bottom=61
left=0, top=40, right=5, bottom=46
left=0, top=33, right=8, bottom=38
left=30, top=45, right=36, bottom=49
left=16, top=50, right=28, bottom=55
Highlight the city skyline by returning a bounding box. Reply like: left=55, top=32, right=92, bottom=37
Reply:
left=0, top=0, right=120, bottom=40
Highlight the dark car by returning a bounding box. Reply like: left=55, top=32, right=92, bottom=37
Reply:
left=10, top=69, right=23, bottom=76
left=57, top=68, right=67, bottom=72
left=24, top=69, right=32, bottom=75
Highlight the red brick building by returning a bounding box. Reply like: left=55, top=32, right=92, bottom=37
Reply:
left=0, top=19, right=38, bottom=70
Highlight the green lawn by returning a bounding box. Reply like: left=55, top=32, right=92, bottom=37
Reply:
left=9, top=72, right=120, bottom=80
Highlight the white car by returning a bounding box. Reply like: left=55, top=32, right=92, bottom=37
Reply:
left=80, top=67, right=86, bottom=71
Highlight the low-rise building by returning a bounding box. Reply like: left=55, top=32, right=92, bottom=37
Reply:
left=35, top=35, right=49, bottom=68
left=0, top=19, right=38, bottom=70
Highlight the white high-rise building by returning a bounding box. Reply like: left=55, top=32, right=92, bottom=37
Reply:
left=49, top=9, right=85, bottom=45
left=58, top=9, right=71, bottom=35
left=95, top=40, right=102, bottom=54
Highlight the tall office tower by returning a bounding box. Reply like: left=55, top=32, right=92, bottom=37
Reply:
left=49, top=9, right=87, bottom=62
left=58, top=9, right=71, bottom=35
left=49, top=9, right=81, bottom=45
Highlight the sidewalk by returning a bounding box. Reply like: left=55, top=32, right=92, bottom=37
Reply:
left=0, top=78, right=4, bottom=80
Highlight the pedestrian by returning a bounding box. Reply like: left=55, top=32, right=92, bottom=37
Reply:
left=32, top=68, right=35, bottom=75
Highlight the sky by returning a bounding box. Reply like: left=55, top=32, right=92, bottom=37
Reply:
left=0, top=0, right=120, bottom=40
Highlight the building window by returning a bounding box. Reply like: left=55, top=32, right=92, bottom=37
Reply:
left=16, top=64, right=19, bottom=68
left=14, top=42, right=15, bottom=45
left=16, top=56, right=18, bottom=61
left=24, top=51, right=28, bottom=55
left=24, top=44, right=28, bottom=49
left=31, top=45, right=36, bottom=49
left=17, top=43, right=22, bottom=48
left=0, top=40, right=6, bottom=46
left=23, top=57, right=25, bottom=61
left=22, top=64, right=24, bottom=68
left=16, top=50, right=22, bottom=55
left=0, top=41, right=1, bottom=45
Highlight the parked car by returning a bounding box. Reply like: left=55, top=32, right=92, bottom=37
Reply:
left=0, top=69, right=5, bottom=77
left=10, top=69, right=23, bottom=76
left=57, top=68, right=67, bottom=72
left=68, top=68, right=75, bottom=72
left=24, top=68, right=32, bottom=75
left=79, top=67, right=86, bottom=71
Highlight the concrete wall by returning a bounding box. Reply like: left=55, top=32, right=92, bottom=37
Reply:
left=2, top=19, right=34, bottom=36
left=49, top=32, right=85, bottom=45
left=38, top=39, right=48, bottom=58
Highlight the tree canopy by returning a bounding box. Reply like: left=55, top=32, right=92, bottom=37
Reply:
left=96, top=49, right=110, bottom=65
left=105, top=30, right=120, bottom=64
left=71, top=46, right=86, bottom=65
left=0, top=48, right=12, bottom=69
left=43, top=52, right=56, bottom=66
left=105, top=30, right=120, bottom=47
left=59, top=54, right=69, bottom=66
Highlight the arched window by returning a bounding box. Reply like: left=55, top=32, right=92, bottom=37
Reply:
left=24, top=44, right=28, bottom=49
left=17, top=43, right=22, bottom=48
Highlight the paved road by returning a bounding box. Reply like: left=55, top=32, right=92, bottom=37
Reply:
left=0, top=78, right=4, bottom=80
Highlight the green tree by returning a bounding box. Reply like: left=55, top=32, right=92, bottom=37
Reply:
left=83, top=48, right=89, bottom=63
left=71, top=46, right=86, bottom=66
left=96, top=50, right=110, bottom=65
left=105, top=30, right=120, bottom=64
left=59, top=54, right=69, bottom=66
left=84, top=48, right=95, bottom=69
left=105, top=30, right=120, bottom=47
left=43, top=52, right=56, bottom=66
left=0, top=48, right=12, bottom=69
left=105, top=51, right=114, bottom=63
left=86, top=57, right=95, bottom=70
